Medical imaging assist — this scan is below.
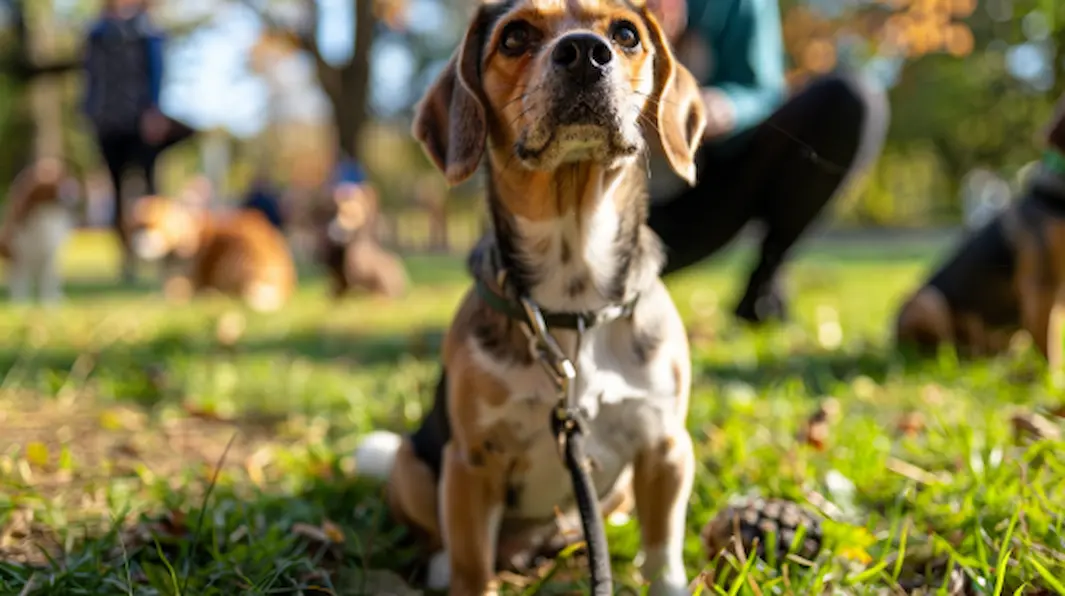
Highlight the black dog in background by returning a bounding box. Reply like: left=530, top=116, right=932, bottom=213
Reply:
left=895, top=93, right=1065, bottom=367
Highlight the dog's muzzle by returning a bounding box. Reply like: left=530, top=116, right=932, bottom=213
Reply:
left=550, top=33, right=616, bottom=126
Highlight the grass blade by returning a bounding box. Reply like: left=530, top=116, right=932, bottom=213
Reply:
left=1029, top=559, right=1065, bottom=595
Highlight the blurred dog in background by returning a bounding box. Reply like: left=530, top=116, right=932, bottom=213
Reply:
left=0, top=158, right=81, bottom=304
left=316, top=181, right=408, bottom=300
left=895, top=93, right=1065, bottom=367
left=127, top=187, right=297, bottom=313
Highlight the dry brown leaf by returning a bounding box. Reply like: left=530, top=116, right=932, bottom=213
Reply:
left=321, top=520, right=345, bottom=544
left=896, top=411, right=926, bottom=438
left=291, top=522, right=343, bottom=546
left=245, top=446, right=274, bottom=487
left=1049, top=404, right=1065, bottom=420
left=183, top=402, right=233, bottom=422
left=800, top=398, right=840, bottom=451
left=156, top=509, right=188, bottom=537
left=1011, top=411, right=1061, bottom=443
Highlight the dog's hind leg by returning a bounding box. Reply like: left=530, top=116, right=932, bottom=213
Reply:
left=37, top=251, right=64, bottom=305
left=7, top=257, right=32, bottom=304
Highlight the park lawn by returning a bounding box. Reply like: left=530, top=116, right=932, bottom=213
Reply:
left=0, top=231, right=1063, bottom=595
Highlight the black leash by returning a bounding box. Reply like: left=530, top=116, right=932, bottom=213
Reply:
left=477, top=271, right=623, bottom=595
left=552, top=404, right=614, bottom=595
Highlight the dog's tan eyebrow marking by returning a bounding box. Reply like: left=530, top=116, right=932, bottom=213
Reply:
left=507, top=0, right=626, bottom=22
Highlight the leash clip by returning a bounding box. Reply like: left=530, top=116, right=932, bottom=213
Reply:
left=520, top=295, right=577, bottom=395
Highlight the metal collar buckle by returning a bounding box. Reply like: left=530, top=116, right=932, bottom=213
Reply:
left=519, top=294, right=587, bottom=463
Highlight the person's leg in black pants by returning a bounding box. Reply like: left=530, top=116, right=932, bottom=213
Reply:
left=99, top=133, right=160, bottom=282
left=648, top=72, right=891, bottom=324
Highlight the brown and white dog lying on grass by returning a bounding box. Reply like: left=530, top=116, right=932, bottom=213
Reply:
left=0, top=158, right=80, bottom=305
left=354, top=0, right=706, bottom=594
left=319, top=182, right=409, bottom=299
left=895, top=93, right=1065, bottom=367
left=127, top=193, right=297, bottom=313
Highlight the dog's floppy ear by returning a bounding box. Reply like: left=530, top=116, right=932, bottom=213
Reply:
left=640, top=6, right=707, bottom=186
left=412, top=5, right=494, bottom=187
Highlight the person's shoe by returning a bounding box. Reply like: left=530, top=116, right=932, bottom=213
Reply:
left=734, top=282, right=789, bottom=325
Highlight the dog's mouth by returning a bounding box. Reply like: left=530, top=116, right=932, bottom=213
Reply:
left=514, top=94, right=642, bottom=168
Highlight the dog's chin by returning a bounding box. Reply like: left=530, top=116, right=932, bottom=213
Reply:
left=515, top=123, right=641, bottom=171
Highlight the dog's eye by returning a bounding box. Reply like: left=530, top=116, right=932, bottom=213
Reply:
left=500, top=21, right=537, bottom=55
left=610, top=21, right=640, bottom=50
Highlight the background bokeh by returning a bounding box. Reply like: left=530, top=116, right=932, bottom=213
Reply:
left=3, top=0, right=1064, bottom=250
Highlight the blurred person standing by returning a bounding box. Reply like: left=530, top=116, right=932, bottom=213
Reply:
left=644, top=0, right=890, bottom=324
left=241, top=173, right=286, bottom=231
left=83, top=0, right=190, bottom=281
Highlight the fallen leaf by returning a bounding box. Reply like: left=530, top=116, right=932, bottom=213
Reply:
left=25, top=442, right=49, bottom=469
left=896, top=411, right=926, bottom=438
left=245, top=446, right=274, bottom=487
left=292, top=522, right=332, bottom=545
left=1011, top=411, right=1061, bottom=443
left=154, top=509, right=188, bottom=537
left=1050, top=404, right=1065, bottom=420
left=183, top=402, right=232, bottom=422
left=838, top=545, right=873, bottom=565
left=229, top=525, right=249, bottom=543
left=800, top=398, right=840, bottom=451
left=321, top=520, right=345, bottom=544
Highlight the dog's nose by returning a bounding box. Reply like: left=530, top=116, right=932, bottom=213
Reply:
left=551, top=33, right=613, bottom=82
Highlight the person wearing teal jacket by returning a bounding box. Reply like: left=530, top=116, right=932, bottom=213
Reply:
left=647, top=0, right=890, bottom=323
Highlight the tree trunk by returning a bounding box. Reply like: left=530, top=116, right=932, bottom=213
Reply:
left=333, top=0, right=376, bottom=159
left=26, top=0, right=64, bottom=161
left=1, top=0, right=82, bottom=185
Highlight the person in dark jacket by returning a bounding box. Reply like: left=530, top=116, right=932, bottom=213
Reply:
left=241, top=174, right=286, bottom=231
left=646, top=0, right=891, bottom=323
left=83, top=0, right=174, bottom=281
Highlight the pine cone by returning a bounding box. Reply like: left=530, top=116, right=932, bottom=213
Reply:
left=701, top=497, right=823, bottom=563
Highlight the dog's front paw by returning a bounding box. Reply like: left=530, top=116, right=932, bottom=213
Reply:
left=647, top=574, right=690, bottom=596
left=426, top=550, right=450, bottom=591
left=640, top=546, right=690, bottom=596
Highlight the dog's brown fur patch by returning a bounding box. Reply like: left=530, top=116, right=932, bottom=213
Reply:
left=128, top=195, right=296, bottom=312
left=0, top=159, right=76, bottom=261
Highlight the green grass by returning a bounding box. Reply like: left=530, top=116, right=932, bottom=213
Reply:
left=0, top=231, right=1063, bottom=595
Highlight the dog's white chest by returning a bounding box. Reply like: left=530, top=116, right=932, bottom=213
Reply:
left=471, top=327, right=682, bottom=524
left=12, top=206, right=72, bottom=262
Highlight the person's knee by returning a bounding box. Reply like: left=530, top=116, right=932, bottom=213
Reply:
left=797, top=72, right=892, bottom=168
left=805, top=73, right=888, bottom=127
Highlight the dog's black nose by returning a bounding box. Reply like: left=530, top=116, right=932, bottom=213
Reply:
left=551, top=33, right=613, bottom=83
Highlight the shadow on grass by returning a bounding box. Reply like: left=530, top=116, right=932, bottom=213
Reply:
left=232, top=327, right=446, bottom=367
left=0, top=326, right=447, bottom=410
left=699, top=348, right=900, bottom=395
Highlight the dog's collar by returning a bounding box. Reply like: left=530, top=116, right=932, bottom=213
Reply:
left=474, top=270, right=638, bottom=330
left=1043, top=149, right=1065, bottom=177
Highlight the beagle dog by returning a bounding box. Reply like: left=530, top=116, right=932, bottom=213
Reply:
left=895, top=94, right=1065, bottom=368
left=319, top=182, right=409, bottom=299
left=355, top=1, right=706, bottom=594
left=0, top=158, right=79, bottom=304
left=127, top=193, right=297, bottom=313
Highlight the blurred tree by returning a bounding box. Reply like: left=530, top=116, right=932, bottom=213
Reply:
left=0, top=0, right=82, bottom=184
left=776, top=0, right=1065, bottom=225
left=241, top=0, right=409, bottom=162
